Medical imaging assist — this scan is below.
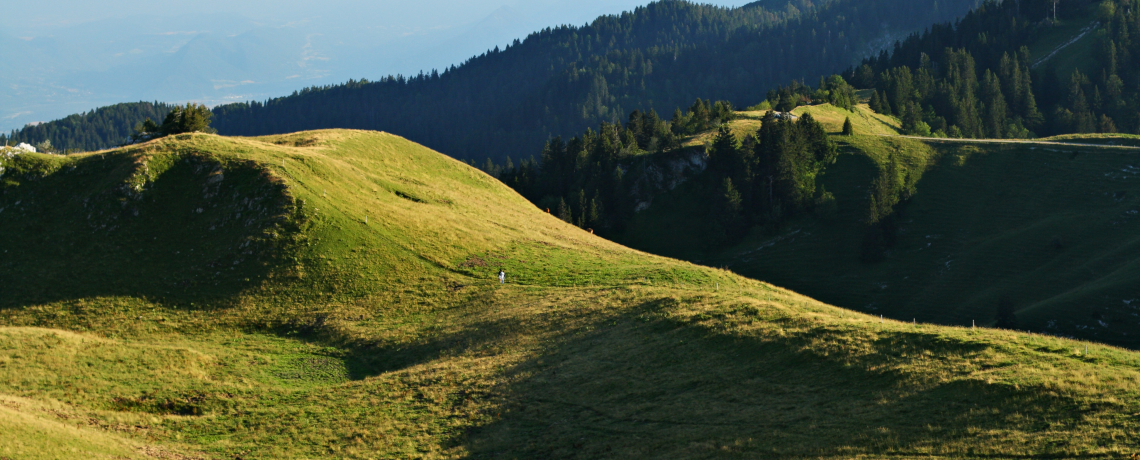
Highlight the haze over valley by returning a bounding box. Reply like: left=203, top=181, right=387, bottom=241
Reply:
left=1, top=0, right=749, bottom=132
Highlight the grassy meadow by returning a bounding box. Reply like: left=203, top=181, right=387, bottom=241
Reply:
left=2, top=130, right=1140, bottom=458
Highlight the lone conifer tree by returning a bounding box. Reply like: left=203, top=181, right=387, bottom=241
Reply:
left=842, top=117, right=854, bottom=136
left=869, top=91, right=883, bottom=113
left=557, top=197, right=572, bottom=223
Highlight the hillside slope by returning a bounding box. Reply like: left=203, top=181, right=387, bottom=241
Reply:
left=623, top=102, right=1140, bottom=348
left=2, top=131, right=1140, bottom=458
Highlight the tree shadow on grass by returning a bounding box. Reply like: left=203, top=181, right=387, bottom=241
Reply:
left=454, top=297, right=1124, bottom=459
left=0, top=152, right=295, bottom=310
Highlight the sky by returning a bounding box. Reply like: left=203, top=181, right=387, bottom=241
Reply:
left=0, top=0, right=752, bottom=131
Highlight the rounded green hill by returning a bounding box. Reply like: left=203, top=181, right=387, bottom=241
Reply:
left=1, top=131, right=1139, bottom=458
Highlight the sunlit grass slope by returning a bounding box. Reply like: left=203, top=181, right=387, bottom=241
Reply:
left=682, top=102, right=899, bottom=148
left=0, top=388, right=151, bottom=460
left=790, top=102, right=903, bottom=136
left=3, top=130, right=1140, bottom=458
left=1044, top=133, right=1140, bottom=147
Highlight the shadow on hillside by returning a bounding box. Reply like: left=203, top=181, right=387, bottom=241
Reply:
left=262, top=292, right=1112, bottom=456
left=270, top=287, right=549, bottom=380
left=0, top=153, right=292, bottom=310
left=342, top=314, right=532, bottom=381
left=447, top=298, right=1101, bottom=459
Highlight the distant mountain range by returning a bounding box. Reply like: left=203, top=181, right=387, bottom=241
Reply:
left=3, top=0, right=984, bottom=158
left=207, top=0, right=985, bottom=162
left=0, top=0, right=665, bottom=133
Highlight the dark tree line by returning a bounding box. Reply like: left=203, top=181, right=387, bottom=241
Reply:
left=767, top=75, right=858, bottom=113
left=497, top=99, right=740, bottom=236
left=2, top=102, right=176, bottom=153
left=1055, top=0, right=1140, bottom=135
left=7, top=1, right=982, bottom=157
left=864, top=47, right=1042, bottom=138
left=497, top=95, right=837, bottom=248
left=130, top=103, right=216, bottom=143
left=854, top=0, right=1140, bottom=137
left=208, top=0, right=981, bottom=162
left=703, top=111, right=838, bottom=242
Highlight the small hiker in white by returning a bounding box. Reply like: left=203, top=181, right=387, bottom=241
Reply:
left=498, top=269, right=506, bottom=284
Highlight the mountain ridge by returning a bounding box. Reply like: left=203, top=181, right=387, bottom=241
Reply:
left=209, top=0, right=983, bottom=162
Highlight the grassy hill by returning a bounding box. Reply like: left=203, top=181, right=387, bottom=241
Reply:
left=623, top=102, right=1140, bottom=349
left=3, top=131, right=1140, bottom=458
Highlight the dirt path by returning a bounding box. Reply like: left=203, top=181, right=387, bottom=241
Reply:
left=875, top=134, right=1140, bottom=151
left=1032, top=21, right=1100, bottom=69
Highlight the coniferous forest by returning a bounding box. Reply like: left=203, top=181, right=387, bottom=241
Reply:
left=495, top=0, right=1140, bottom=250
left=498, top=97, right=838, bottom=245
left=206, top=0, right=978, bottom=162
left=2, top=102, right=175, bottom=153
left=857, top=0, right=1139, bottom=137
left=11, top=1, right=1139, bottom=156
left=2, top=1, right=982, bottom=157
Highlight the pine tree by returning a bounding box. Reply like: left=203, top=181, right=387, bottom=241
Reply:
left=557, top=198, right=572, bottom=223
left=901, top=101, right=923, bottom=134
left=981, top=70, right=1008, bottom=138
left=577, top=189, right=588, bottom=228
left=159, top=103, right=215, bottom=136
left=776, top=92, right=797, bottom=113
left=944, top=49, right=982, bottom=138
left=878, top=90, right=893, bottom=115
left=588, top=196, right=600, bottom=227
left=882, top=67, right=914, bottom=118
left=869, top=91, right=883, bottom=113
left=1022, top=74, right=1043, bottom=130
left=854, top=64, right=875, bottom=88
left=483, top=158, right=498, bottom=177
left=842, top=117, right=854, bottom=135
left=691, top=99, right=712, bottom=131
left=708, top=125, right=739, bottom=176
left=1068, top=70, right=1097, bottom=133
left=1099, top=114, right=1118, bottom=133
left=130, top=118, right=161, bottom=143
left=671, top=108, right=686, bottom=135
left=718, top=177, right=744, bottom=237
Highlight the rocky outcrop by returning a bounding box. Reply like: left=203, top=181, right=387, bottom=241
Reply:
left=624, top=146, right=707, bottom=213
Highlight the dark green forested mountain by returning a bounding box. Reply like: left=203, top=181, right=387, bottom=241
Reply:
left=208, top=0, right=982, bottom=161
left=3, top=0, right=980, bottom=156
left=495, top=96, right=846, bottom=242
left=857, top=0, right=1140, bottom=137
left=495, top=0, right=1140, bottom=249
left=1, top=102, right=175, bottom=153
